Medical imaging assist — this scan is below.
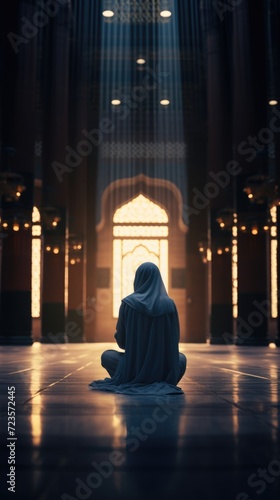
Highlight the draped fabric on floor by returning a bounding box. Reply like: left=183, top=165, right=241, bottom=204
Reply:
left=89, top=263, right=185, bottom=395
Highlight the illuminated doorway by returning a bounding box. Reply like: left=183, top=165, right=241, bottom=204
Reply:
left=112, top=194, right=169, bottom=317
left=95, top=175, right=187, bottom=342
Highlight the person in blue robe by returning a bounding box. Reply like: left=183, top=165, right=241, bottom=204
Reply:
left=89, top=262, right=187, bottom=395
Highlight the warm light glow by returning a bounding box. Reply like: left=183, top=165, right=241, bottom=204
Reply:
left=160, top=10, right=172, bottom=18
left=114, top=194, right=168, bottom=223
left=32, top=239, right=41, bottom=317
left=263, top=226, right=269, bottom=231
left=13, top=222, right=20, bottom=232
left=232, top=225, right=238, bottom=318
left=241, top=225, right=246, bottom=231
left=271, top=206, right=277, bottom=224
left=111, top=99, right=121, bottom=106
left=269, top=100, right=278, bottom=106
left=113, top=225, right=169, bottom=238
left=70, top=259, right=76, bottom=265
left=113, top=196, right=169, bottom=318
left=269, top=342, right=277, bottom=349
left=270, top=207, right=278, bottom=319
left=52, top=221, right=58, bottom=227
left=53, top=247, right=60, bottom=255
left=2, top=222, right=8, bottom=228
left=217, top=249, right=223, bottom=255
left=32, top=225, right=41, bottom=237
left=252, top=228, right=258, bottom=235
left=199, top=247, right=204, bottom=253
left=32, top=206, right=41, bottom=223
left=102, top=10, right=114, bottom=18
left=46, top=246, right=51, bottom=252
left=32, top=207, right=42, bottom=318
left=30, top=348, right=42, bottom=446
left=207, top=248, right=212, bottom=262
left=136, top=58, right=146, bottom=65
left=248, top=193, right=253, bottom=199
left=24, top=222, right=30, bottom=229
left=160, top=99, right=170, bottom=106
left=220, top=222, right=225, bottom=228
left=16, top=191, right=21, bottom=198
left=225, top=247, right=230, bottom=253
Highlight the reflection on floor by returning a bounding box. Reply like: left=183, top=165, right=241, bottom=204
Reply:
left=0, top=343, right=280, bottom=500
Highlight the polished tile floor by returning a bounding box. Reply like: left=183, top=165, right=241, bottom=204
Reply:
left=0, top=343, right=280, bottom=500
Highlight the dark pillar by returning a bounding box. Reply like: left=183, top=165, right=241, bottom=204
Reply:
left=41, top=2, right=71, bottom=342
left=202, top=5, right=233, bottom=344
left=0, top=1, right=36, bottom=344
left=232, top=1, right=269, bottom=345
left=185, top=132, right=208, bottom=343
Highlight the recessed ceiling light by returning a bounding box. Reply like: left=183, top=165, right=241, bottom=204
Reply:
left=160, top=99, right=170, bottom=106
left=102, top=10, right=114, bottom=18
left=269, top=99, right=278, bottom=106
left=111, top=99, right=121, bottom=106
left=160, top=10, right=172, bottom=18
left=136, top=58, right=146, bottom=65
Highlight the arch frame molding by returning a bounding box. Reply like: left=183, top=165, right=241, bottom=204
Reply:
left=94, top=174, right=188, bottom=342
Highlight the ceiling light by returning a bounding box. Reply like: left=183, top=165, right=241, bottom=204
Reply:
left=111, top=99, right=121, bottom=106
left=269, top=100, right=278, bottom=106
left=102, top=10, right=114, bottom=18
left=160, top=99, right=170, bottom=106
left=160, top=10, right=172, bottom=18
left=136, top=58, right=146, bottom=65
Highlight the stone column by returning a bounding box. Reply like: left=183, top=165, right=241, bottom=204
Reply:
left=232, top=1, right=269, bottom=345
left=41, top=1, right=71, bottom=342
left=0, top=1, right=36, bottom=344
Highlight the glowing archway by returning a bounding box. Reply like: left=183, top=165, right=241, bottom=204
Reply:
left=113, top=194, right=169, bottom=317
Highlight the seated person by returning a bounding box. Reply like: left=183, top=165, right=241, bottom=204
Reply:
left=89, top=262, right=187, bottom=395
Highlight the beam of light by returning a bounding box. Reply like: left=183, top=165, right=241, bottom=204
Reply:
left=96, top=0, right=188, bottom=321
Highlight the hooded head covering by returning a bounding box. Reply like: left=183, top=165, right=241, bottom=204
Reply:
left=122, top=262, right=175, bottom=316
